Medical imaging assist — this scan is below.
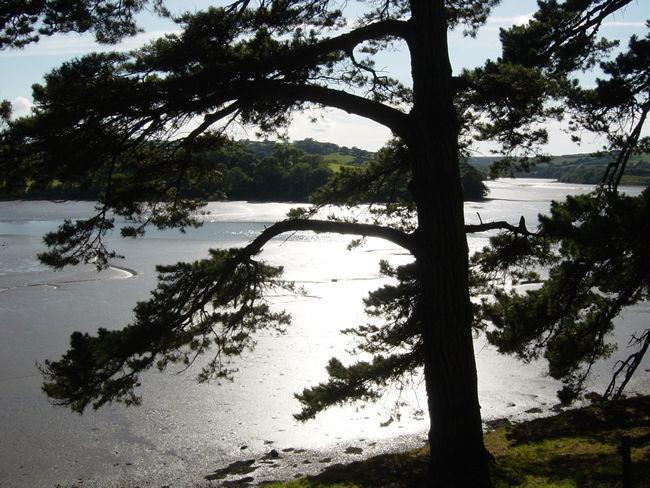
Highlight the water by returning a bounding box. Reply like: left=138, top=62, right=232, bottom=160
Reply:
left=0, top=179, right=648, bottom=487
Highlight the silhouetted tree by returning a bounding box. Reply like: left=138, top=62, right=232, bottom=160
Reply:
left=473, top=188, right=650, bottom=405
left=1, top=1, right=647, bottom=485
left=471, top=11, right=650, bottom=406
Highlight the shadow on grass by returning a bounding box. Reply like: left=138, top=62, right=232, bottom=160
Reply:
left=507, top=396, right=650, bottom=446
left=493, top=395, right=650, bottom=487
left=493, top=450, right=633, bottom=487
left=272, top=396, right=650, bottom=487
left=309, top=450, right=429, bottom=488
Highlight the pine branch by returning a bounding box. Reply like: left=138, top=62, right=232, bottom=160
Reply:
left=239, top=218, right=415, bottom=257
left=191, top=80, right=411, bottom=138
left=278, top=19, right=410, bottom=68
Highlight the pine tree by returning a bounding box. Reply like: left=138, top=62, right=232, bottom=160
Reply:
left=1, top=1, right=647, bottom=485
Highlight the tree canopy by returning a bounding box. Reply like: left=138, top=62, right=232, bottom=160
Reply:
left=1, top=0, right=648, bottom=485
left=0, top=0, right=168, bottom=48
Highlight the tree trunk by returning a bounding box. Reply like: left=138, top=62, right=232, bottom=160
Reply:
left=407, top=1, right=490, bottom=485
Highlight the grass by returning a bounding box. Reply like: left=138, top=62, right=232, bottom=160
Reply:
left=327, top=162, right=362, bottom=173
left=265, top=395, right=650, bottom=487
left=321, top=152, right=357, bottom=165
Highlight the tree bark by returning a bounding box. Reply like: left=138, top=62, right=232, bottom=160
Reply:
left=407, top=1, right=490, bottom=485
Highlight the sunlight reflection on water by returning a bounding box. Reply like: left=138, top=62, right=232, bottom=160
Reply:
left=0, top=179, right=647, bottom=487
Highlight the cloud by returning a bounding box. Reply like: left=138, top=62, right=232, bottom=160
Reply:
left=480, top=12, right=646, bottom=36
left=11, top=96, right=33, bottom=118
left=0, top=30, right=180, bottom=58
left=287, top=109, right=392, bottom=151
left=220, top=107, right=392, bottom=151
left=602, top=21, right=647, bottom=27
left=487, top=13, right=534, bottom=27
left=486, top=14, right=646, bottom=30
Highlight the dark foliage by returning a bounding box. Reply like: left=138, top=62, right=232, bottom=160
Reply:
left=473, top=188, right=650, bottom=403
left=0, top=0, right=168, bottom=48
left=42, top=248, right=291, bottom=412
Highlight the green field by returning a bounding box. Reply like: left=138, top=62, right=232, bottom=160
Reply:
left=321, top=152, right=357, bottom=165
left=326, top=161, right=361, bottom=173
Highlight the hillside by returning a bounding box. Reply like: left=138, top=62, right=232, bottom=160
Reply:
left=470, top=153, right=650, bottom=186
left=240, top=138, right=375, bottom=166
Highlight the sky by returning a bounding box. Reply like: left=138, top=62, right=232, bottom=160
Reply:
left=0, top=0, right=647, bottom=154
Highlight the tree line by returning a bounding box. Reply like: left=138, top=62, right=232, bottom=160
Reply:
left=1, top=138, right=488, bottom=202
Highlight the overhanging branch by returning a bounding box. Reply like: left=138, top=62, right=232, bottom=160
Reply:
left=228, top=216, right=538, bottom=269
left=239, top=219, right=415, bottom=258
left=276, top=19, right=410, bottom=70
left=183, top=80, right=411, bottom=139
left=261, top=82, right=411, bottom=137
left=179, top=102, right=243, bottom=146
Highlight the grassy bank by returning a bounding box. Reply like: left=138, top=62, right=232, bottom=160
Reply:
left=266, top=395, right=650, bottom=487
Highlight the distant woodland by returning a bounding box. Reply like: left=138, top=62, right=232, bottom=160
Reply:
left=7, top=139, right=647, bottom=205
left=3, top=138, right=488, bottom=201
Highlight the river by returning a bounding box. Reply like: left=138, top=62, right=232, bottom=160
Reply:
left=0, top=179, right=648, bottom=487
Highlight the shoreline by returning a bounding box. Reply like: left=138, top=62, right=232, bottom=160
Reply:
left=161, top=400, right=583, bottom=487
